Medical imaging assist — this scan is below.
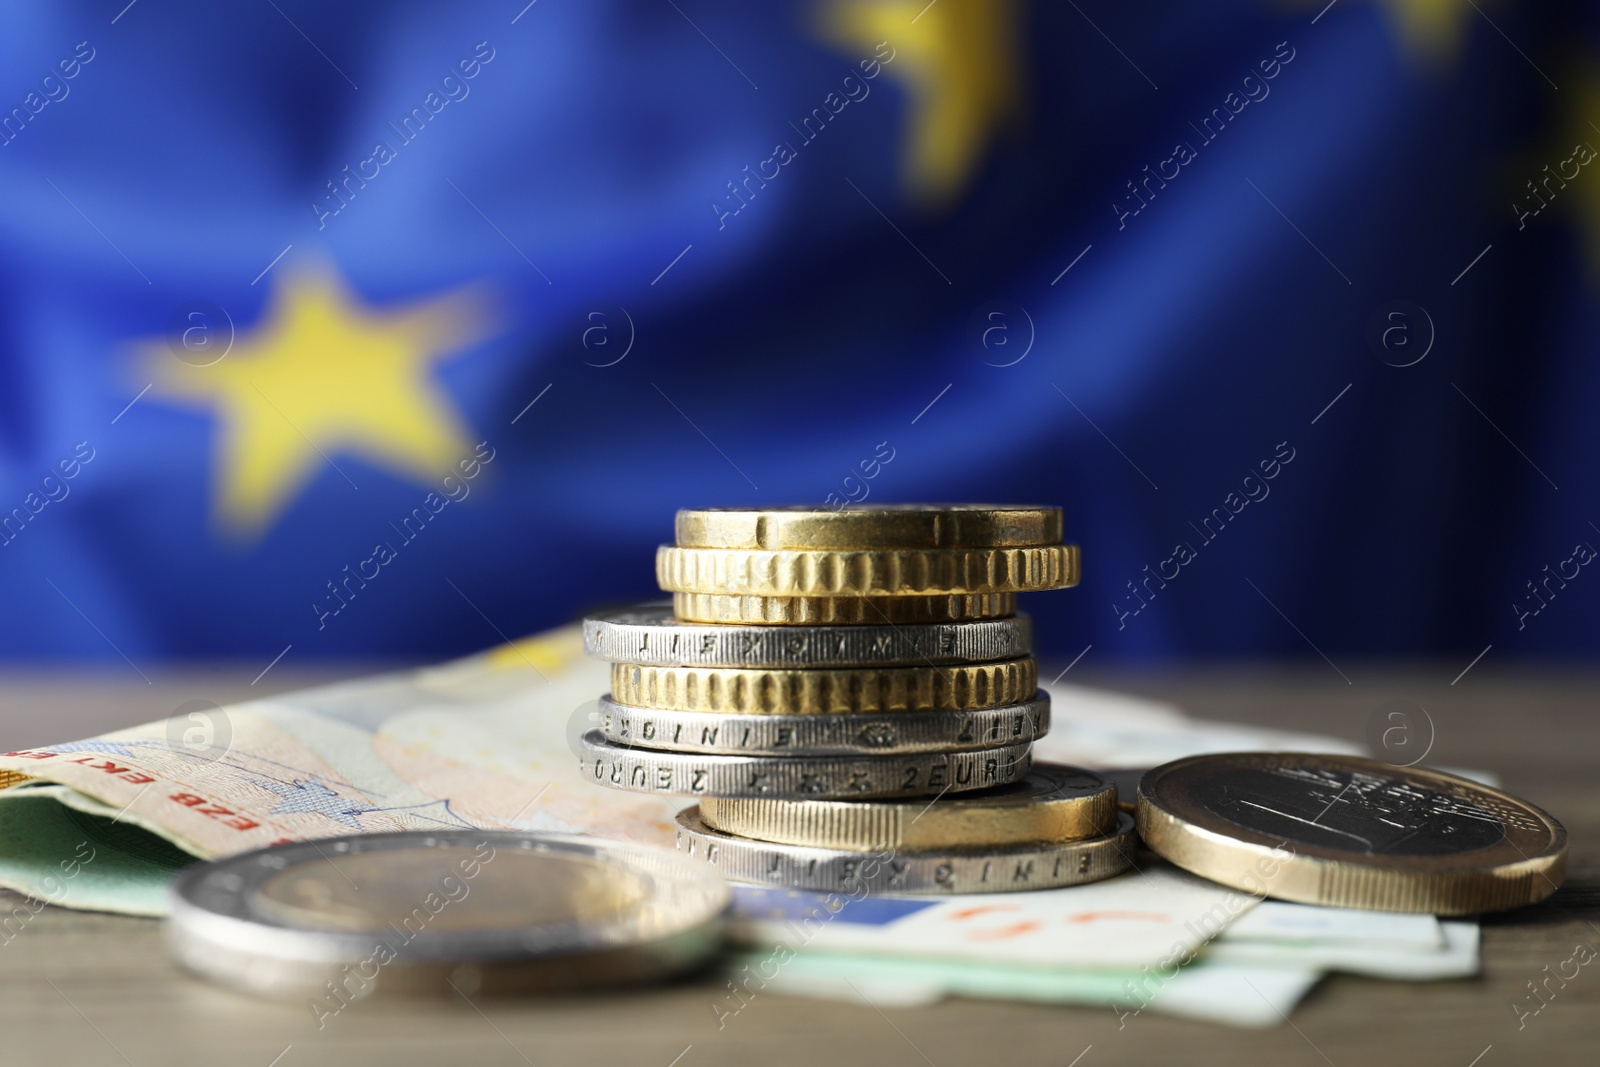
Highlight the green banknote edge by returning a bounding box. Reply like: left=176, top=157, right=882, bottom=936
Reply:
left=0, top=785, right=196, bottom=918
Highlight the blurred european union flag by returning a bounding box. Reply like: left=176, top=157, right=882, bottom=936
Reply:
left=0, top=0, right=1594, bottom=668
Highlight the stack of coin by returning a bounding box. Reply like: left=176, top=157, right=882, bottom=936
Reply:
left=581, top=505, right=1137, bottom=894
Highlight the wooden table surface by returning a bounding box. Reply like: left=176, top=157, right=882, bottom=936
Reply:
left=1, top=661, right=1595, bottom=1067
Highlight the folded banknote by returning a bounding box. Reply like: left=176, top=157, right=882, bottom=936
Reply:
left=0, top=628, right=683, bottom=914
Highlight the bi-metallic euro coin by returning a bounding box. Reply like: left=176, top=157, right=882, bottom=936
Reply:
left=1135, top=752, right=1568, bottom=914
left=593, top=692, right=1049, bottom=756
left=582, top=603, right=1032, bottom=667
left=165, top=831, right=729, bottom=1000
left=579, top=730, right=1030, bottom=799
left=698, top=762, right=1115, bottom=850
left=675, top=808, right=1136, bottom=894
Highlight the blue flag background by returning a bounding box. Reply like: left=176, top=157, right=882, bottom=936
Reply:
left=0, top=0, right=1594, bottom=668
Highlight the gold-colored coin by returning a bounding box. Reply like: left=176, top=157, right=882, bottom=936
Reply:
left=610, top=659, right=1037, bottom=715
left=656, top=545, right=1079, bottom=597
left=1135, top=752, right=1568, bottom=915
left=675, top=505, right=1063, bottom=550
left=672, top=592, right=1016, bottom=625
left=699, top=763, right=1116, bottom=851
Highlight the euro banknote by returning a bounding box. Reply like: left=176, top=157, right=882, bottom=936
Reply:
left=0, top=628, right=1478, bottom=1027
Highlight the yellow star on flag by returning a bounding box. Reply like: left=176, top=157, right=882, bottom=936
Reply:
left=1375, top=0, right=1479, bottom=59
left=142, top=260, right=499, bottom=537
left=1560, top=74, right=1600, bottom=277
left=818, top=0, right=1025, bottom=208
left=1307, top=0, right=1480, bottom=62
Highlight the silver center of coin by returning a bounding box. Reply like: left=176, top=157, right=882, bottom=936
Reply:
left=251, top=847, right=654, bottom=935
left=1192, top=766, right=1507, bottom=855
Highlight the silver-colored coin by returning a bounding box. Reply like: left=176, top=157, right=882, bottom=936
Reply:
left=674, top=808, right=1136, bottom=894
left=595, top=692, right=1049, bottom=755
left=583, top=603, right=1032, bottom=667
left=579, top=730, right=1030, bottom=799
left=165, top=830, right=729, bottom=1001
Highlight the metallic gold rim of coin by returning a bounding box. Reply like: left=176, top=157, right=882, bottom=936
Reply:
left=610, top=658, right=1038, bottom=715
left=165, top=830, right=729, bottom=1000
left=582, top=603, right=1033, bottom=667
left=657, top=544, right=1080, bottom=596
left=579, top=730, right=1031, bottom=799
left=699, top=762, right=1114, bottom=850
left=1135, top=752, right=1568, bottom=915
left=675, top=808, right=1136, bottom=894
left=595, top=692, right=1049, bottom=756
left=675, top=505, right=1064, bottom=551
left=672, top=591, right=1017, bottom=625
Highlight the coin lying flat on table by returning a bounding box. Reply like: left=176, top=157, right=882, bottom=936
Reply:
left=675, top=505, right=1064, bottom=551
left=610, top=659, right=1038, bottom=715
left=165, top=831, right=729, bottom=1001
left=672, top=592, right=1017, bottom=625
left=582, top=604, right=1032, bottom=667
left=657, top=545, right=1079, bottom=597
left=595, top=693, right=1049, bottom=756
left=580, top=730, right=1031, bottom=799
left=699, top=763, right=1115, bottom=850
left=676, top=808, right=1136, bottom=894
left=1136, top=752, right=1568, bottom=915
